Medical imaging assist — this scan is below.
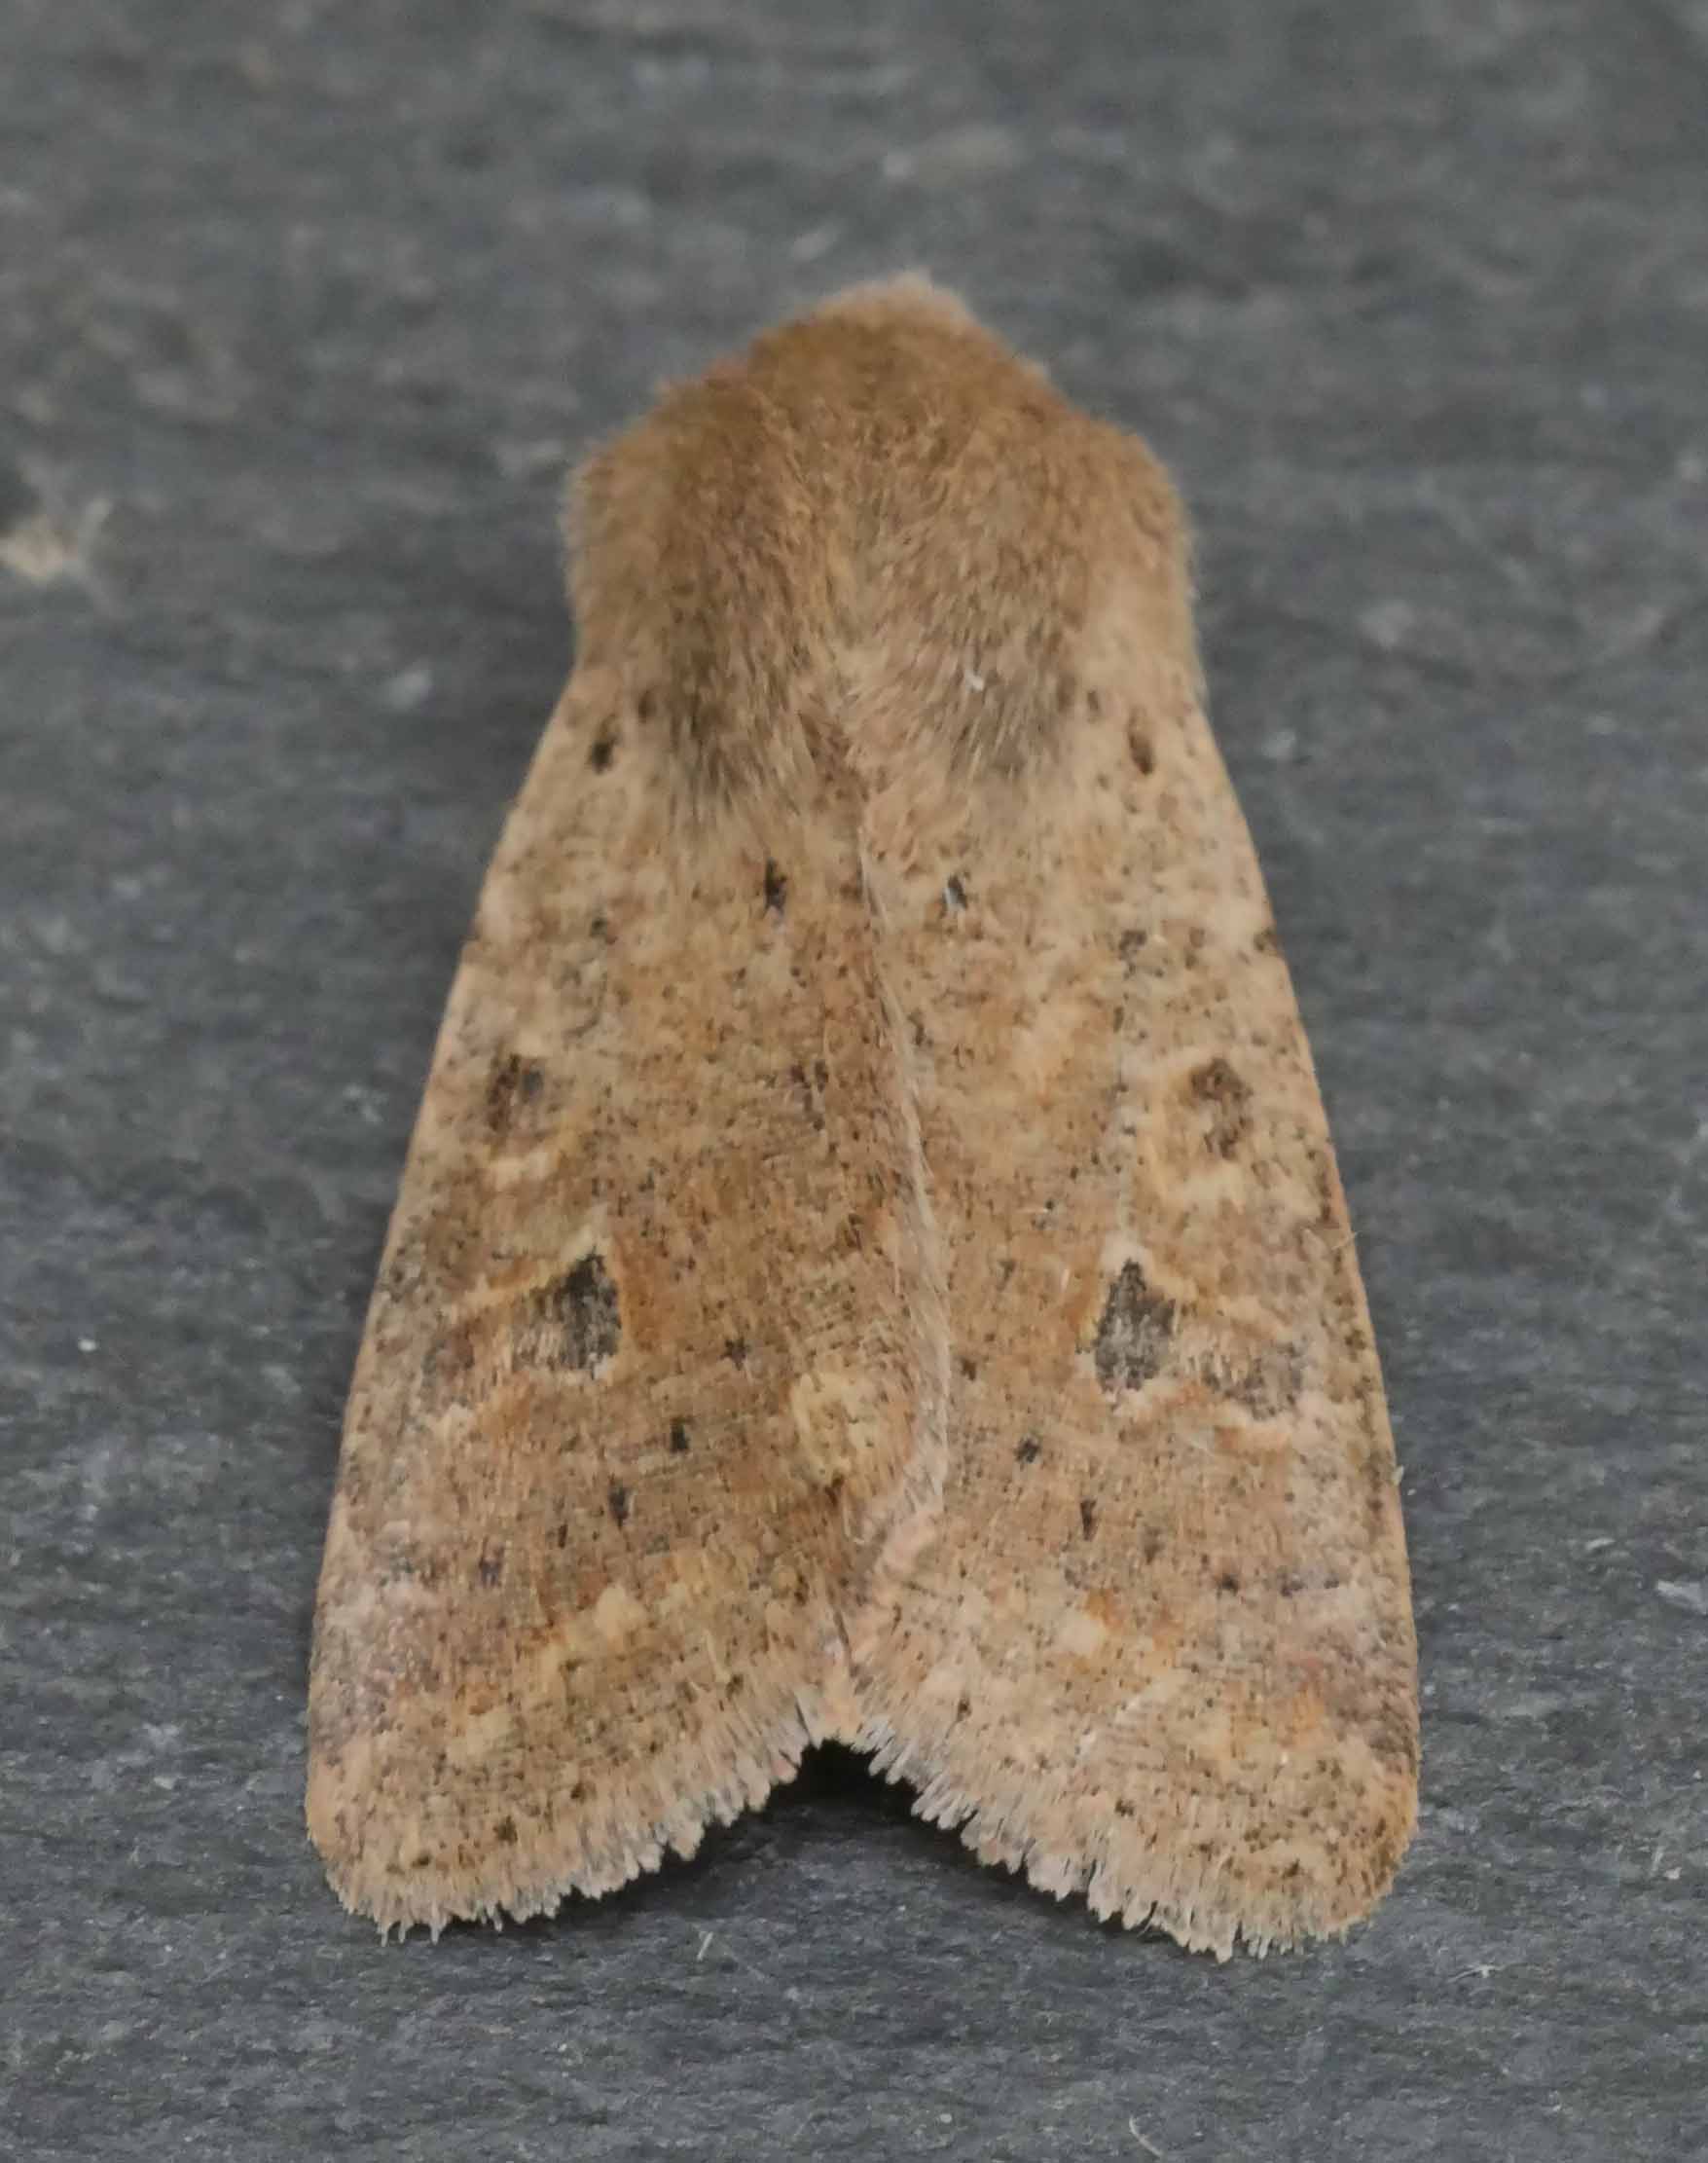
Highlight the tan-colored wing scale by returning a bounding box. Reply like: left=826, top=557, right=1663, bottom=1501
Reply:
left=308, top=670, right=937, bottom=1933
left=848, top=445, right=1417, bottom=1955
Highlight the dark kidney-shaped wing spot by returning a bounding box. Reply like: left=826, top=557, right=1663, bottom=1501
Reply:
left=485, top=1052, right=546, bottom=1137
left=668, top=1418, right=692, bottom=1454
left=531, top=1253, right=621, bottom=1373
left=589, top=730, right=617, bottom=772
left=943, top=872, right=968, bottom=914
left=763, top=859, right=788, bottom=916
left=1127, top=721, right=1156, bottom=775
left=1015, top=1433, right=1042, bottom=1465
left=1079, top=1496, right=1098, bottom=1540
left=1188, top=1055, right=1254, bottom=1157
left=1093, top=1262, right=1178, bottom=1395
left=607, top=1482, right=631, bottom=1528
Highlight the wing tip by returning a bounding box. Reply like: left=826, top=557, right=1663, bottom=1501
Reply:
left=855, top=1716, right=1417, bottom=1960
left=305, top=1701, right=828, bottom=1937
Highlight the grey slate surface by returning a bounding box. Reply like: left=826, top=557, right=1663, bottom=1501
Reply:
left=5, top=3, right=1706, bottom=2156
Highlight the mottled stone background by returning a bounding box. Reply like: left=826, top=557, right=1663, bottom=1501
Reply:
left=6, top=3, right=1705, bottom=2156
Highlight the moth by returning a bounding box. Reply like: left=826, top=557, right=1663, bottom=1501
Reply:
left=307, top=275, right=1418, bottom=1958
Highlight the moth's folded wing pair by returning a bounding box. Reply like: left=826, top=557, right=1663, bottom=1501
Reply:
left=306, top=639, right=1417, bottom=1957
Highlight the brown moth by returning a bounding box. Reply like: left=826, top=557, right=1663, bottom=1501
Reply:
left=307, top=275, right=1418, bottom=1958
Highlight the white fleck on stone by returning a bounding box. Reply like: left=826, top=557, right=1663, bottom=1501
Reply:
left=789, top=223, right=841, bottom=265
left=382, top=662, right=434, bottom=713
left=1359, top=598, right=1416, bottom=651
